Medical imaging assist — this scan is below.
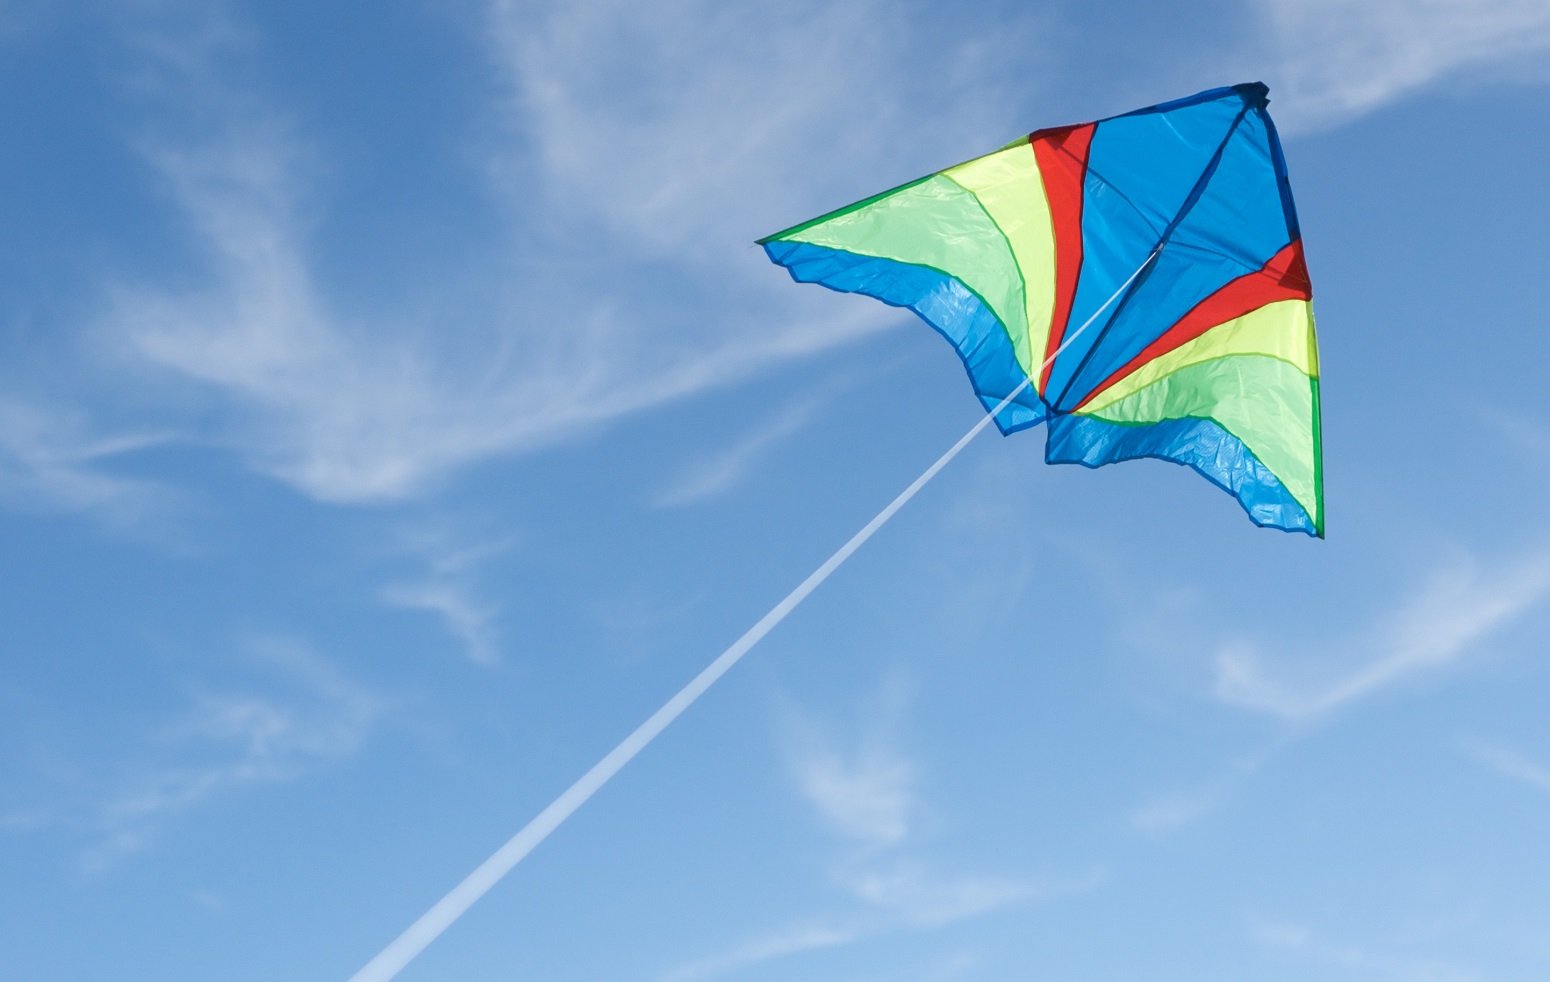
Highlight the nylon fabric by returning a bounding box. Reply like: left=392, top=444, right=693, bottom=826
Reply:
left=1080, top=299, right=1317, bottom=411
left=1053, top=107, right=1296, bottom=406
left=1076, top=240, right=1311, bottom=406
left=1041, top=93, right=1246, bottom=404
left=761, top=82, right=1324, bottom=536
left=1046, top=413, right=1316, bottom=534
left=941, top=142, right=1057, bottom=376
left=1077, top=353, right=1318, bottom=521
left=1029, top=123, right=1095, bottom=395
left=778, top=174, right=1030, bottom=376
left=762, top=239, right=1044, bottom=431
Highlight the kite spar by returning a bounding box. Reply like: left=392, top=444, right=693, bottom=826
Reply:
left=351, top=81, right=1320, bottom=980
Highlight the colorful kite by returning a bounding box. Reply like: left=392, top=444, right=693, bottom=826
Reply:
left=761, top=82, right=1323, bottom=536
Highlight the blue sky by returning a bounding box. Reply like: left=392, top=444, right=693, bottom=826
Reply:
left=5, top=1, right=1550, bottom=979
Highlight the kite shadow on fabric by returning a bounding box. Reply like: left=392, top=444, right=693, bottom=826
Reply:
left=761, top=82, right=1324, bottom=537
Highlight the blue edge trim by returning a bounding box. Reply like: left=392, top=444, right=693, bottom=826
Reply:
left=763, top=239, right=1317, bottom=536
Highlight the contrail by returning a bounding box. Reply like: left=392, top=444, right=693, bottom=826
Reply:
left=348, top=248, right=1159, bottom=982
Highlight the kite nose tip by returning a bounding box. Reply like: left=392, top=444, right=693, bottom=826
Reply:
left=1236, top=81, right=1271, bottom=106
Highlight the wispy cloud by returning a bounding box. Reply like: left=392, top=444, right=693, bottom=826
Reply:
left=666, top=861, right=1097, bottom=982
left=1475, top=405, right=1550, bottom=459
left=1464, top=739, right=1550, bottom=796
left=1129, top=785, right=1227, bottom=834
left=665, top=922, right=864, bottom=982
left=837, top=861, right=1057, bottom=928
left=1256, top=0, right=1550, bottom=132
left=782, top=681, right=918, bottom=851
left=1214, top=550, right=1550, bottom=720
left=380, top=581, right=501, bottom=666
left=653, top=391, right=831, bottom=508
left=1126, top=744, right=1285, bottom=836
left=1249, top=913, right=1480, bottom=981
left=665, top=682, right=1096, bottom=980
left=107, top=3, right=1014, bottom=506
left=81, top=638, right=382, bottom=870
left=380, top=525, right=515, bottom=665
left=1135, top=551, right=1550, bottom=831
left=114, top=95, right=585, bottom=505
left=0, top=396, right=172, bottom=524
left=488, top=0, right=1035, bottom=256
left=795, top=739, right=916, bottom=850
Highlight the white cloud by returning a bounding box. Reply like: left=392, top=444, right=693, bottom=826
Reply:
left=0, top=396, right=172, bottom=523
left=663, top=922, right=863, bottom=982
left=116, top=114, right=579, bottom=504
left=783, top=684, right=917, bottom=851
left=1214, top=551, right=1550, bottom=720
left=653, top=391, right=830, bottom=508
left=1248, top=914, right=1480, bottom=981
left=379, top=524, right=514, bottom=665
left=487, top=0, right=1031, bottom=256
left=1257, top=0, right=1550, bottom=131
left=795, top=741, right=916, bottom=849
left=665, top=861, right=1098, bottom=982
left=81, top=638, right=382, bottom=870
left=837, top=862, right=1050, bottom=928
left=381, top=582, right=500, bottom=665
left=1126, top=747, right=1277, bottom=836
left=110, top=2, right=1006, bottom=505
left=1464, top=739, right=1550, bottom=796
left=665, top=684, right=1095, bottom=980
left=1129, top=785, right=1226, bottom=834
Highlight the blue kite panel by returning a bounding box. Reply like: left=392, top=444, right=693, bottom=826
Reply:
left=1056, top=107, right=1295, bottom=406
left=1042, top=89, right=1250, bottom=405
left=1044, top=413, right=1317, bottom=535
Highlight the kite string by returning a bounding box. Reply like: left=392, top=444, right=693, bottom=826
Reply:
left=348, top=245, right=1161, bottom=982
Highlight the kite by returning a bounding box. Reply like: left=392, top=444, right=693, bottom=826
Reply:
left=761, top=82, right=1323, bottom=536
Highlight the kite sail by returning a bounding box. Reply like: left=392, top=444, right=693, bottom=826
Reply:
left=761, top=82, right=1323, bottom=536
